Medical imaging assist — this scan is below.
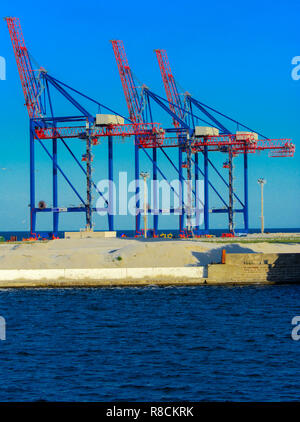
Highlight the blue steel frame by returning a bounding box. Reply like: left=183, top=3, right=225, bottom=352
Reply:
left=141, top=88, right=258, bottom=234
left=29, top=72, right=132, bottom=237
left=28, top=69, right=261, bottom=237
left=8, top=18, right=275, bottom=237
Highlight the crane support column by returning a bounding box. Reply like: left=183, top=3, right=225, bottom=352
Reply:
left=135, top=141, right=140, bottom=233
left=29, top=120, right=36, bottom=234
left=194, top=152, right=200, bottom=232
left=228, top=148, right=234, bottom=233
left=186, top=135, right=192, bottom=233
left=179, top=147, right=184, bottom=231
left=153, top=148, right=158, bottom=234
left=85, top=123, right=92, bottom=230
left=204, top=146, right=209, bottom=233
left=52, top=134, right=58, bottom=235
left=244, top=152, right=249, bottom=233
left=108, top=135, right=114, bottom=231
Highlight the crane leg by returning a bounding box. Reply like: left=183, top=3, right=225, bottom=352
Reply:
left=153, top=148, right=158, bottom=234
left=30, top=120, right=36, bottom=234
left=108, top=135, right=114, bottom=231
left=135, top=142, right=140, bottom=233
left=53, top=137, right=58, bottom=235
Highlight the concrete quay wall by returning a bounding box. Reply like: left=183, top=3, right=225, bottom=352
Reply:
left=207, top=253, right=300, bottom=284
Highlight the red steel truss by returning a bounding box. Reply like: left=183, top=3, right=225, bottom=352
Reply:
left=137, top=134, right=294, bottom=156
left=5, top=17, right=43, bottom=118
left=110, top=40, right=143, bottom=123
left=35, top=122, right=164, bottom=143
left=154, top=49, right=184, bottom=127
left=35, top=125, right=294, bottom=157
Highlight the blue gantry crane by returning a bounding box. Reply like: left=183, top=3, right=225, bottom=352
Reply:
left=5, top=18, right=295, bottom=237
left=5, top=17, right=162, bottom=237
left=111, top=42, right=294, bottom=235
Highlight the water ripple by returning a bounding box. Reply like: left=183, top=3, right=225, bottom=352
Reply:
left=0, top=284, right=299, bottom=401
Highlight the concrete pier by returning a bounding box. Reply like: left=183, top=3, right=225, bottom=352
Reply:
left=0, top=253, right=299, bottom=288
left=0, top=266, right=205, bottom=288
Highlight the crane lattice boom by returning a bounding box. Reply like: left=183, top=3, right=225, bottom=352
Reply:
left=155, top=49, right=184, bottom=127
left=111, top=40, right=143, bottom=123
left=5, top=17, right=44, bottom=118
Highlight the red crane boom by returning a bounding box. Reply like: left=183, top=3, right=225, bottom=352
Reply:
left=155, top=49, right=184, bottom=127
left=5, top=17, right=43, bottom=118
left=111, top=40, right=143, bottom=123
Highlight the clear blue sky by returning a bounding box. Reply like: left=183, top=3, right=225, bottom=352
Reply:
left=0, top=0, right=299, bottom=231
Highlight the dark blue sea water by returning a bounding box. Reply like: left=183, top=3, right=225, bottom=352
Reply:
left=1, top=228, right=299, bottom=241
left=0, top=285, right=299, bottom=402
